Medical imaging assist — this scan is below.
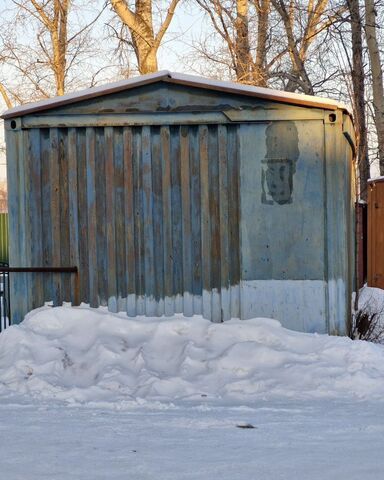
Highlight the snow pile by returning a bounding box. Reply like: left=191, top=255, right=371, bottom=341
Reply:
left=1, top=305, right=384, bottom=405
left=359, top=285, right=384, bottom=317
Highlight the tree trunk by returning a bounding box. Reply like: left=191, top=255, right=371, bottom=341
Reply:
left=138, top=48, right=158, bottom=74
left=235, top=0, right=252, bottom=83
left=347, top=0, right=369, bottom=199
left=365, top=0, right=384, bottom=175
left=271, top=0, right=314, bottom=94
left=130, top=0, right=157, bottom=74
left=111, top=0, right=179, bottom=75
left=254, top=0, right=269, bottom=87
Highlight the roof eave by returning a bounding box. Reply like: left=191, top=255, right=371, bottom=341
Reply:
left=1, top=70, right=352, bottom=119
left=1, top=70, right=172, bottom=120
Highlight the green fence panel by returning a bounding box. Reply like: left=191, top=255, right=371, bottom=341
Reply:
left=0, top=213, right=9, bottom=264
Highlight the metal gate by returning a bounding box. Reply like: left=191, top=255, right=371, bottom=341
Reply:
left=0, top=266, right=77, bottom=332
left=0, top=263, right=10, bottom=332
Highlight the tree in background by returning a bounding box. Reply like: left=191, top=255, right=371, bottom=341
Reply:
left=192, top=0, right=347, bottom=93
left=192, top=0, right=382, bottom=186
left=0, top=0, right=108, bottom=104
left=345, top=0, right=369, bottom=198
left=110, top=0, right=180, bottom=75
left=270, top=0, right=345, bottom=95
left=192, top=0, right=270, bottom=85
left=365, top=0, right=384, bottom=176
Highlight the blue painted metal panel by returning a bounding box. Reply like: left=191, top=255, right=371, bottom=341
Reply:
left=240, top=121, right=325, bottom=281
left=3, top=81, right=355, bottom=334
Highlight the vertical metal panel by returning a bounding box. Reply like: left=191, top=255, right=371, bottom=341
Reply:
left=41, top=129, right=52, bottom=303
left=86, top=127, right=98, bottom=307
left=227, top=127, right=240, bottom=318
left=199, top=125, right=211, bottom=320
left=95, top=127, right=107, bottom=306
left=105, top=126, right=117, bottom=312
left=76, top=128, right=89, bottom=304
left=27, top=129, right=43, bottom=309
left=190, top=126, right=202, bottom=315
left=208, top=126, right=221, bottom=322
left=133, top=128, right=145, bottom=314
left=68, top=128, right=80, bottom=305
left=58, top=128, right=70, bottom=302
left=161, top=126, right=173, bottom=316
left=170, top=126, right=183, bottom=312
left=123, top=127, right=136, bottom=315
left=239, top=121, right=327, bottom=332
left=6, top=129, right=22, bottom=323
left=218, top=125, right=230, bottom=321
left=141, top=127, right=156, bottom=316
left=18, top=130, right=30, bottom=316
left=180, top=126, right=193, bottom=316
left=50, top=128, right=61, bottom=305
left=114, top=127, right=126, bottom=311
left=141, top=126, right=156, bottom=315
left=325, top=118, right=349, bottom=335
left=151, top=127, right=165, bottom=315
left=345, top=120, right=355, bottom=336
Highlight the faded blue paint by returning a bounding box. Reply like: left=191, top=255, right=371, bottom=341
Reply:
left=2, top=80, right=355, bottom=334
left=240, top=121, right=325, bottom=281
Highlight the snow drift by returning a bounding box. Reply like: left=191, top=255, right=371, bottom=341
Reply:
left=1, top=305, right=384, bottom=405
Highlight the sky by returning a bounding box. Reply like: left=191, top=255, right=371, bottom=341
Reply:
left=0, top=1, right=207, bottom=181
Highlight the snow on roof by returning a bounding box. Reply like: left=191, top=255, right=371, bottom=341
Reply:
left=368, top=176, right=384, bottom=184
left=1, top=70, right=352, bottom=119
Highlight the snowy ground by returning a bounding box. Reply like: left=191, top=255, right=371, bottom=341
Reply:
left=1, top=397, right=384, bottom=480
left=1, top=299, right=384, bottom=479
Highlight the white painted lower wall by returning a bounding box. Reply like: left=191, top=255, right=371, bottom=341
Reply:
left=104, top=279, right=346, bottom=334
left=240, top=279, right=328, bottom=333
left=327, top=278, right=347, bottom=335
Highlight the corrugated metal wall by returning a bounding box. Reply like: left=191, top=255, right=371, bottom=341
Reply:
left=19, top=124, right=240, bottom=322
left=4, top=82, right=355, bottom=333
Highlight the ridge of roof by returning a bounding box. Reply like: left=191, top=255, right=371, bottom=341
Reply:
left=1, top=70, right=352, bottom=119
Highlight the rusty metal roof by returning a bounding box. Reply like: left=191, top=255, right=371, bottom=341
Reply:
left=1, top=70, right=352, bottom=119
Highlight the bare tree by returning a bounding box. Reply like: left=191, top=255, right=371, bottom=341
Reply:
left=365, top=0, right=384, bottom=175
left=0, top=0, right=108, bottom=103
left=193, top=0, right=348, bottom=92
left=235, top=0, right=253, bottom=82
left=29, top=0, right=69, bottom=96
left=110, top=0, right=180, bottom=75
left=346, top=0, right=369, bottom=198
left=193, top=0, right=270, bottom=85
left=254, top=0, right=270, bottom=86
left=270, top=0, right=347, bottom=94
left=271, top=0, right=312, bottom=94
